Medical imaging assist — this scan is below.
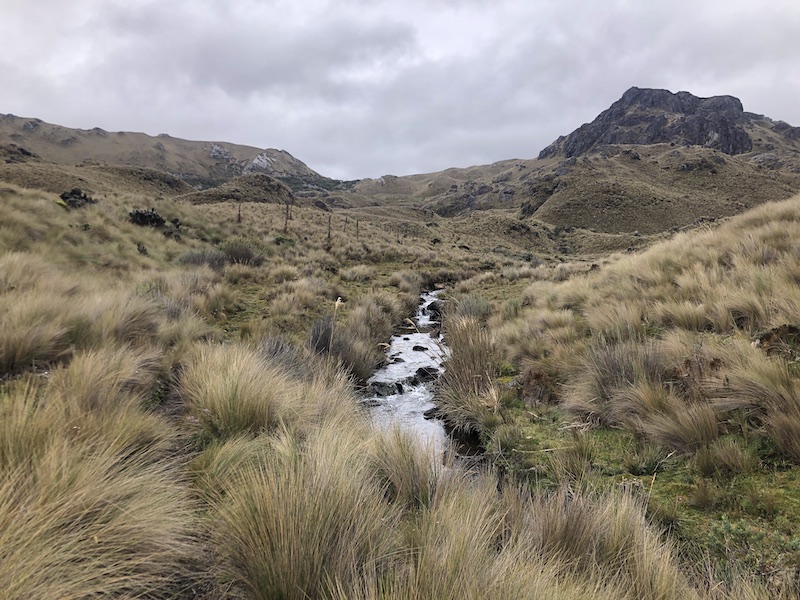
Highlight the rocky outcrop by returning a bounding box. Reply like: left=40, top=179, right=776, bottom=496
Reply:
left=539, top=87, right=754, bottom=158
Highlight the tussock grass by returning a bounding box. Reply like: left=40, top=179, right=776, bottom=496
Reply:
left=211, top=425, right=396, bottom=599
left=584, top=300, right=646, bottom=342
left=695, top=438, right=758, bottom=478
left=310, top=289, right=408, bottom=381
left=548, top=432, right=597, bottom=482
left=369, top=426, right=439, bottom=508
left=189, top=434, right=273, bottom=499
left=340, top=264, right=376, bottom=282
left=564, top=340, right=671, bottom=425
left=0, top=442, right=197, bottom=598
left=182, top=342, right=361, bottom=442
left=180, top=343, right=291, bottom=439
left=642, top=402, right=720, bottom=455
left=519, top=487, right=698, bottom=600
left=0, top=294, right=72, bottom=374
left=437, top=315, right=499, bottom=434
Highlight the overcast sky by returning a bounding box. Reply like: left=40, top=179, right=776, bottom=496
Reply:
left=2, top=0, right=799, bottom=179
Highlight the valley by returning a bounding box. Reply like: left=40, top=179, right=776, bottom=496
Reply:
left=3, top=87, right=800, bottom=598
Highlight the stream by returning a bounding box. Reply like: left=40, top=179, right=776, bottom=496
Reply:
left=365, top=291, right=449, bottom=455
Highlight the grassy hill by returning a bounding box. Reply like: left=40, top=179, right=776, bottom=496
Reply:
left=0, top=112, right=340, bottom=191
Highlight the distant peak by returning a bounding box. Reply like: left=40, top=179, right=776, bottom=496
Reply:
left=539, top=86, right=750, bottom=159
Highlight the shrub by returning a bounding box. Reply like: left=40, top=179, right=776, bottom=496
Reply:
left=59, top=188, right=97, bottom=210
left=128, top=207, right=165, bottom=227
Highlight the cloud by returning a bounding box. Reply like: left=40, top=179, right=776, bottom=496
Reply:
left=1, top=0, right=799, bottom=179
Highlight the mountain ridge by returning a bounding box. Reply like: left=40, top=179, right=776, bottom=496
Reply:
left=538, top=86, right=800, bottom=159
left=4, top=86, right=800, bottom=235
left=0, top=113, right=341, bottom=192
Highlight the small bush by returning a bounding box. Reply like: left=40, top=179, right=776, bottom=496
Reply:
left=59, top=188, right=97, bottom=210
left=129, top=208, right=165, bottom=227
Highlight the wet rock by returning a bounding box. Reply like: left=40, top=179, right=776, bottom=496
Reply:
left=423, top=406, right=441, bottom=420
left=412, top=345, right=428, bottom=352
left=412, top=366, right=439, bottom=384
left=369, top=381, right=403, bottom=397
left=424, top=300, right=443, bottom=322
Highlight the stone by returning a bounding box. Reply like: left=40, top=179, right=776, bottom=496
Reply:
left=412, top=366, right=439, bottom=384
left=369, top=381, right=403, bottom=397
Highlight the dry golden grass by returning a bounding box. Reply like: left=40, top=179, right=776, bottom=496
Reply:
left=210, top=424, right=397, bottom=600
left=437, top=314, right=500, bottom=434
left=0, top=442, right=198, bottom=598
left=4, top=171, right=799, bottom=597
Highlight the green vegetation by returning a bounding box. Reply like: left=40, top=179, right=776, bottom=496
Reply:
left=3, top=171, right=800, bottom=599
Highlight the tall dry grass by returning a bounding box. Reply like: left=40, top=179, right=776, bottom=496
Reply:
left=0, top=442, right=198, bottom=598
left=437, top=314, right=500, bottom=435
left=210, top=424, right=397, bottom=599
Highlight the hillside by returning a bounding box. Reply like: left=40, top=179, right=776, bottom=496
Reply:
left=2, top=167, right=800, bottom=596
left=0, top=112, right=344, bottom=192
left=337, top=88, right=800, bottom=233
left=5, top=87, right=800, bottom=237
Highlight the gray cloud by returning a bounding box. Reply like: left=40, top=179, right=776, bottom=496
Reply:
left=1, top=0, right=799, bottom=179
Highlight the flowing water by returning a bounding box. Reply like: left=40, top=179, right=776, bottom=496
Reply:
left=365, top=291, right=449, bottom=454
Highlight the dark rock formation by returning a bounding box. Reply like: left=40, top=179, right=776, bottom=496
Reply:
left=423, top=300, right=443, bottom=322
left=539, top=87, right=754, bottom=159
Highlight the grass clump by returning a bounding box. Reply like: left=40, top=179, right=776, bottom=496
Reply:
left=437, top=314, right=500, bottom=435
left=0, top=441, right=197, bottom=598
left=210, top=425, right=396, bottom=599
left=180, top=343, right=292, bottom=440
